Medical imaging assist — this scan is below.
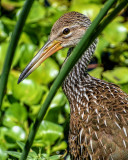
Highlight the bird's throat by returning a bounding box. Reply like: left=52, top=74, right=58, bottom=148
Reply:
left=62, top=40, right=97, bottom=111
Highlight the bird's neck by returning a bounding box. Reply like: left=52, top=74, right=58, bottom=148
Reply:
left=76, top=39, right=97, bottom=73
left=62, top=40, right=97, bottom=111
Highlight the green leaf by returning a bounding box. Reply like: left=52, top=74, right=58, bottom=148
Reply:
left=55, top=49, right=67, bottom=65
left=42, top=90, right=66, bottom=108
left=16, top=141, right=25, bottom=150
left=0, top=21, right=8, bottom=42
left=3, top=103, right=27, bottom=127
left=103, top=67, right=128, bottom=84
left=29, top=58, right=59, bottom=84
left=6, top=150, right=36, bottom=160
left=95, top=36, right=109, bottom=62
left=48, top=155, right=63, bottom=160
left=44, top=107, right=61, bottom=123
left=89, top=67, right=103, bottom=79
left=42, top=91, right=67, bottom=123
left=51, top=141, right=67, bottom=153
left=120, top=83, right=128, bottom=94
left=0, top=17, right=16, bottom=28
left=13, top=43, right=36, bottom=68
left=103, top=21, right=127, bottom=44
left=12, top=78, right=43, bottom=105
left=5, top=126, right=26, bottom=141
left=0, top=145, right=8, bottom=160
left=1, top=0, right=24, bottom=8
left=19, top=43, right=37, bottom=70
left=27, top=1, right=45, bottom=22
left=0, top=0, right=34, bottom=111
left=7, top=142, right=37, bottom=159
left=0, top=127, right=8, bottom=139
left=64, top=102, right=70, bottom=114
left=12, top=45, right=22, bottom=68
left=50, top=91, right=66, bottom=108
left=120, top=51, right=128, bottom=65
left=6, top=151, right=21, bottom=159
left=41, top=153, right=65, bottom=160
left=0, top=127, right=9, bottom=149
left=18, top=1, right=45, bottom=23
left=19, top=32, right=34, bottom=44
left=70, top=3, right=101, bottom=20
left=35, top=120, right=63, bottom=146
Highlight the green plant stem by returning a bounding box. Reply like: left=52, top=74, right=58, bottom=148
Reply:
left=94, top=1, right=128, bottom=38
left=0, top=0, right=34, bottom=112
left=20, top=0, right=128, bottom=159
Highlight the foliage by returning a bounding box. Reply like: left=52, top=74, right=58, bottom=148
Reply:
left=6, top=141, right=67, bottom=160
left=0, top=0, right=128, bottom=160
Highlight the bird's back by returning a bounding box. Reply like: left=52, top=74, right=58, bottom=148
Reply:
left=63, top=73, right=128, bottom=160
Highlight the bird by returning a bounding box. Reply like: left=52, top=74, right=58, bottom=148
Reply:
left=18, top=11, right=128, bottom=160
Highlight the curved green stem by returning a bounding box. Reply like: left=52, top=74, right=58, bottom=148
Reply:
left=0, top=0, right=34, bottom=112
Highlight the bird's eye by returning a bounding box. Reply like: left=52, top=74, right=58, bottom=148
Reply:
left=63, top=28, right=70, bottom=35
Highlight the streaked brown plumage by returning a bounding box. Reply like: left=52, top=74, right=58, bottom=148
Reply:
left=18, top=12, right=128, bottom=160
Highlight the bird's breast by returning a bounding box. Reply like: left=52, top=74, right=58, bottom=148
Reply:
left=62, top=73, right=128, bottom=159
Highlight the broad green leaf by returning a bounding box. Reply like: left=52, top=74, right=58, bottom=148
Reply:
left=120, top=83, right=128, bottom=94
left=44, top=107, right=61, bottom=123
left=55, top=49, right=67, bottom=65
left=51, top=141, right=67, bottom=153
left=27, top=1, right=45, bottom=22
left=95, top=36, right=109, bottom=62
left=13, top=43, right=36, bottom=68
left=0, top=127, right=9, bottom=149
left=29, top=58, right=59, bottom=84
left=64, top=102, right=70, bottom=114
left=12, top=78, right=43, bottom=105
left=0, top=21, right=8, bottom=42
left=89, top=67, right=103, bottom=79
left=0, top=42, right=28, bottom=72
left=6, top=150, right=36, bottom=160
left=103, top=67, right=128, bottom=84
left=1, top=0, right=23, bottom=7
left=6, top=151, right=21, bottom=159
left=3, top=103, right=27, bottom=127
left=17, top=1, right=45, bottom=23
left=70, top=0, right=102, bottom=4
left=19, top=32, right=34, bottom=44
left=42, top=90, right=66, bottom=108
left=120, top=51, right=128, bottom=65
left=5, top=126, right=26, bottom=141
left=35, top=120, right=63, bottom=146
left=48, top=155, right=63, bottom=160
left=70, top=4, right=101, bottom=20
left=103, top=21, right=127, bottom=45
left=0, top=146, right=8, bottom=160
left=0, top=127, right=8, bottom=139
left=12, top=45, right=22, bottom=68
left=7, top=144, right=37, bottom=159
left=41, top=153, right=66, bottom=160
left=16, top=141, right=25, bottom=150
left=19, top=43, right=37, bottom=70
left=0, top=17, right=16, bottom=28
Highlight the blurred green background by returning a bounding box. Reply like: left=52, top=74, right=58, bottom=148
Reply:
left=0, top=0, right=128, bottom=159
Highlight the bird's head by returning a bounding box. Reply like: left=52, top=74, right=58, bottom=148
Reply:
left=18, top=11, right=91, bottom=83
left=50, top=12, right=91, bottom=48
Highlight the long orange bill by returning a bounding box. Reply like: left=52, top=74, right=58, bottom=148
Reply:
left=18, top=40, right=63, bottom=84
